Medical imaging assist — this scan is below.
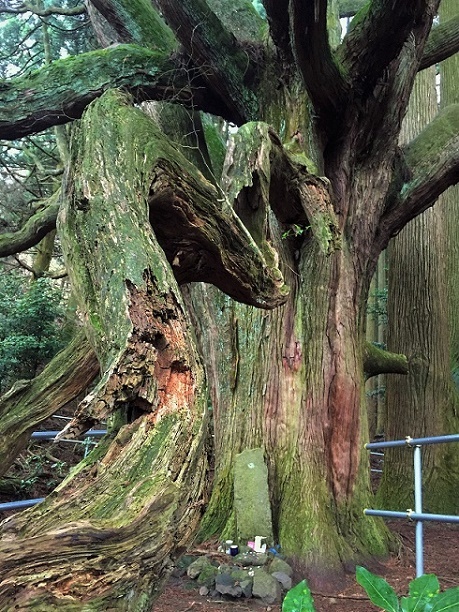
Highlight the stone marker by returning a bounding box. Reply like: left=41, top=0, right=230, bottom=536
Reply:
left=234, top=448, right=274, bottom=545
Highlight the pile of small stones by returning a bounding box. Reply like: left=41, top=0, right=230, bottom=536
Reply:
left=179, top=549, right=294, bottom=605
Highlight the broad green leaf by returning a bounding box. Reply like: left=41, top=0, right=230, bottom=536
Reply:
left=282, top=579, right=315, bottom=612
left=399, top=575, right=442, bottom=611
left=430, top=587, right=459, bottom=611
left=409, top=575, right=441, bottom=600
left=356, top=566, right=400, bottom=612
left=400, top=595, right=433, bottom=612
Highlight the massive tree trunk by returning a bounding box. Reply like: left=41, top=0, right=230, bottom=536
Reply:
left=189, top=118, right=403, bottom=586
left=0, top=86, right=287, bottom=608
left=0, top=92, right=208, bottom=609
left=441, top=0, right=459, bottom=396
left=192, top=250, right=390, bottom=589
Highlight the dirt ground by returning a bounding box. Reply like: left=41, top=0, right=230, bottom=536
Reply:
left=155, top=522, right=459, bottom=612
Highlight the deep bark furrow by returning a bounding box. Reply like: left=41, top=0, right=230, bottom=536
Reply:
left=263, top=0, right=295, bottom=65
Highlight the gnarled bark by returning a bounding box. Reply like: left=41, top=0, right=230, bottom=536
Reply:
left=0, top=87, right=289, bottom=608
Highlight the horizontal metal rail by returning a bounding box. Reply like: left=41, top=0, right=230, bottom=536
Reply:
left=30, top=430, right=106, bottom=440
left=0, top=498, right=45, bottom=511
left=364, top=433, right=459, bottom=577
left=0, top=429, right=107, bottom=513
left=364, top=509, right=459, bottom=523
left=365, top=433, right=459, bottom=450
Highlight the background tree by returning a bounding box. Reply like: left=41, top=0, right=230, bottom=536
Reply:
left=0, top=272, right=67, bottom=393
left=378, top=66, right=459, bottom=512
left=441, top=0, right=459, bottom=389
left=0, top=0, right=458, bottom=608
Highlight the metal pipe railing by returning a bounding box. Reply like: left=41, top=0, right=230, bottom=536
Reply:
left=0, top=428, right=107, bottom=513
left=30, top=430, right=106, bottom=440
left=364, top=434, right=459, bottom=577
left=365, top=433, right=459, bottom=450
left=364, top=509, right=459, bottom=523
left=0, top=498, right=45, bottom=511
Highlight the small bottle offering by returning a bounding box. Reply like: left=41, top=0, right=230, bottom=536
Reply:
left=229, top=545, right=239, bottom=556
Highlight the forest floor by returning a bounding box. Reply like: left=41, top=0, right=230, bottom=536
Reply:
left=156, top=522, right=459, bottom=612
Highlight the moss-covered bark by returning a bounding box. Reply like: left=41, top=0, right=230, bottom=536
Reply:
left=0, top=88, right=291, bottom=608
left=0, top=92, right=210, bottom=610
left=363, top=342, right=408, bottom=379
left=191, top=249, right=392, bottom=589
left=188, top=120, right=395, bottom=588
left=0, top=44, right=229, bottom=140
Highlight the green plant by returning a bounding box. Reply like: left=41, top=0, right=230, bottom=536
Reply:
left=282, top=570, right=459, bottom=612
left=356, top=566, right=459, bottom=612
left=0, top=272, right=68, bottom=392
left=282, top=224, right=309, bottom=239
left=282, top=579, right=315, bottom=612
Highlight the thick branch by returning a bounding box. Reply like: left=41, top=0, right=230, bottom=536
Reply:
left=290, top=0, right=348, bottom=138
left=88, top=0, right=176, bottom=50
left=420, top=14, right=459, bottom=70
left=263, top=0, right=294, bottom=64
left=0, top=190, right=59, bottom=257
left=0, top=330, right=99, bottom=478
left=149, top=170, right=288, bottom=309
left=207, top=0, right=267, bottom=44
left=364, top=341, right=408, bottom=379
left=338, top=0, right=428, bottom=98
left=153, top=0, right=259, bottom=124
left=381, top=104, right=459, bottom=239
left=0, top=45, right=229, bottom=140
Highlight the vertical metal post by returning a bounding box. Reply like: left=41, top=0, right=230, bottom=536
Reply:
left=413, top=445, right=424, bottom=577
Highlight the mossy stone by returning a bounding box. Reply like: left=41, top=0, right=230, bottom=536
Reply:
left=233, top=448, right=273, bottom=545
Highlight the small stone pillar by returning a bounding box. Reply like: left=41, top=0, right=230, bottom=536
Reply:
left=233, top=447, right=273, bottom=545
